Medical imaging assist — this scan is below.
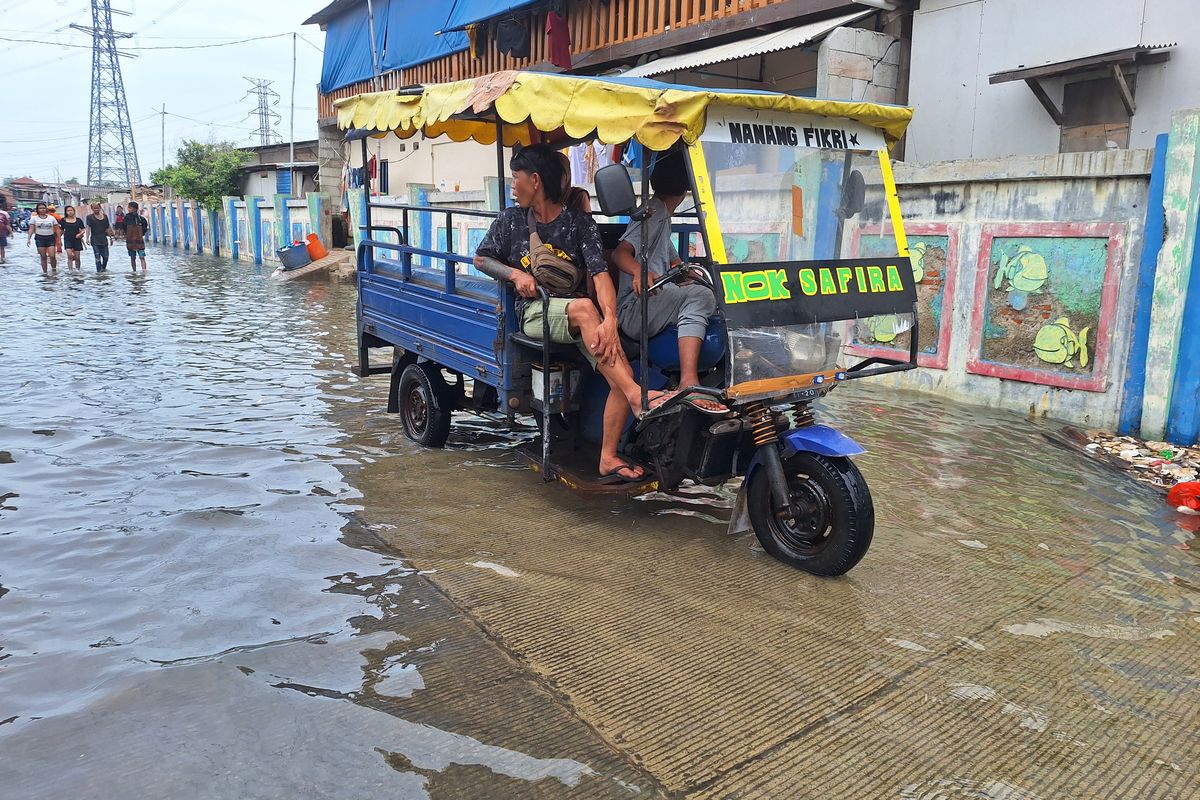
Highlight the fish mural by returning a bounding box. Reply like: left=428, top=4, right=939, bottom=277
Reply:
left=909, top=241, right=927, bottom=283
left=1032, top=317, right=1090, bottom=368
left=993, top=245, right=1048, bottom=294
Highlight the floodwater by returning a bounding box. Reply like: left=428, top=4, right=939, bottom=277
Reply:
left=0, top=246, right=1196, bottom=799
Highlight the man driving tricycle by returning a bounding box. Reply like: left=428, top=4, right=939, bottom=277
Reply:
left=344, top=71, right=917, bottom=576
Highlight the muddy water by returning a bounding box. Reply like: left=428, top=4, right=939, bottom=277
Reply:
left=0, top=247, right=1196, bottom=798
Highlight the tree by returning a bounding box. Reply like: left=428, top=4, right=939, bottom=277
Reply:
left=151, top=140, right=250, bottom=210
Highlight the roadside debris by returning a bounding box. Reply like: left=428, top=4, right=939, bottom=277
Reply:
left=1073, top=430, right=1199, bottom=494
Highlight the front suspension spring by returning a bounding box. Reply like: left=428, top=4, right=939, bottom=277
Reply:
left=746, top=402, right=779, bottom=447
left=791, top=401, right=816, bottom=429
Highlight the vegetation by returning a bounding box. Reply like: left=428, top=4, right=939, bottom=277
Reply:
left=151, top=141, right=250, bottom=210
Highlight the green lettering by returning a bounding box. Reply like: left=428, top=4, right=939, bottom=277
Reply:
left=721, top=272, right=747, bottom=303
left=819, top=268, right=837, bottom=295
left=836, top=266, right=854, bottom=294
left=886, top=264, right=904, bottom=292
left=743, top=271, right=770, bottom=301
left=798, top=268, right=818, bottom=296
left=764, top=269, right=791, bottom=300
left=855, top=266, right=867, bottom=292
left=867, top=266, right=886, bottom=293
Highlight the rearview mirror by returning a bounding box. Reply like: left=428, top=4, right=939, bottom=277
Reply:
left=595, top=163, right=637, bottom=216
left=839, top=169, right=866, bottom=219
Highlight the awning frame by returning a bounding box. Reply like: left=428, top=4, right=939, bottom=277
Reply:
left=989, top=44, right=1174, bottom=125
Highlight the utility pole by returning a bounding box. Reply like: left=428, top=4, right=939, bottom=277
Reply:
left=289, top=33, right=296, bottom=197
left=365, top=0, right=382, bottom=92
left=72, top=1, right=141, bottom=188
left=160, top=104, right=166, bottom=171
left=243, top=77, right=282, bottom=148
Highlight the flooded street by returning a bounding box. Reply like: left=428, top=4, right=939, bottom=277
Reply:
left=1, top=246, right=1196, bottom=798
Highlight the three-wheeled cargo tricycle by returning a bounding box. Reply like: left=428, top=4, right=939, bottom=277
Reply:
left=340, top=71, right=918, bottom=576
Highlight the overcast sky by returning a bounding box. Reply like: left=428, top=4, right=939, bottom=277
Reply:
left=0, top=0, right=325, bottom=184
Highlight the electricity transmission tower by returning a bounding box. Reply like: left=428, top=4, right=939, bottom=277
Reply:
left=71, top=1, right=141, bottom=187
left=244, top=78, right=283, bottom=146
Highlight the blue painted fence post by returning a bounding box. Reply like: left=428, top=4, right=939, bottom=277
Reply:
left=1165, top=197, right=1200, bottom=445
left=1118, top=134, right=1169, bottom=437
left=208, top=209, right=219, bottom=257
left=417, top=187, right=431, bottom=268
left=169, top=203, right=179, bottom=247
left=248, top=197, right=263, bottom=265
left=194, top=204, right=204, bottom=254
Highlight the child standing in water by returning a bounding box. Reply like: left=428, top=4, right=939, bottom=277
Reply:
left=59, top=206, right=86, bottom=270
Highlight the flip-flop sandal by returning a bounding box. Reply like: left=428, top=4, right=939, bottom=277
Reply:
left=679, top=392, right=729, bottom=416
left=597, top=463, right=647, bottom=484
left=633, top=390, right=675, bottom=421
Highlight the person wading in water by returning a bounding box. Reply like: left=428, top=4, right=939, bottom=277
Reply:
left=117, top=201, right=149, bottom=271
left=59, top=206, right=86, bottom=270
left=85, top=203, right=115, bottom=272
left=26, top=203, right=61, bottom=274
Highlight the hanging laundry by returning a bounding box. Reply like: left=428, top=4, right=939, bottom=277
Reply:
left=496, top=16, right=530, bottom=59
left=466, top=23, right=482, bottom=59
left=367, top=155, right=377, bottom=180
left=546, top=10, right=572, bottom=69
left=568, top=143, right=588, bottom=186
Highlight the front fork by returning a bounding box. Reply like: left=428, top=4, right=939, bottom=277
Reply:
left=746, top=402, right=795, bottom=521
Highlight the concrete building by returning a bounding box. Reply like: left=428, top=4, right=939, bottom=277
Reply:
left=904, top=0, right=1198, bottom=163
left=236, top=140, right=320, bottom=198
left=7, top=177, right=49, bottom=207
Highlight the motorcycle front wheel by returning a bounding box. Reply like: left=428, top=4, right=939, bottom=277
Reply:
left=747, top=452, right=874, bottom=576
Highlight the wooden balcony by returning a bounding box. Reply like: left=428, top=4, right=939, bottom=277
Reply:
left=318, top=0, right=839, bottom=121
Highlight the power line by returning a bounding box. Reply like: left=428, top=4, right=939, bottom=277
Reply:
left=0, top=32, right=292, bottom=50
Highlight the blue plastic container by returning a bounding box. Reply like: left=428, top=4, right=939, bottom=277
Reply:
left=277, top=244, right=312, bottom=271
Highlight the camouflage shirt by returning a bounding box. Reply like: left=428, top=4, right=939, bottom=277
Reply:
left=476, top=205, right=607, bottom=310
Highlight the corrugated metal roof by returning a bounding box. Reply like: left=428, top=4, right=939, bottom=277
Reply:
left=621, top=10, right=871, bottom=78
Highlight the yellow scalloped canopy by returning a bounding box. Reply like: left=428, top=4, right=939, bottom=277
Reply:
left=335, top=71, right=912, bottom=150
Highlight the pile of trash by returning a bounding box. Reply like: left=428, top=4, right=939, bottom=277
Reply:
left=1084, top=432, right=1199, bottom=491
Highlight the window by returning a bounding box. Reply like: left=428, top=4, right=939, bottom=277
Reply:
left=378, top=159, right=389, bottom=195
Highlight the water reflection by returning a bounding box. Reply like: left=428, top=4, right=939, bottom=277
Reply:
left=0, top=246, right=650, bottom=798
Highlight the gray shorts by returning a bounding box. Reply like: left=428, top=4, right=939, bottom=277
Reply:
left=618, top=281, right=716, bottom=341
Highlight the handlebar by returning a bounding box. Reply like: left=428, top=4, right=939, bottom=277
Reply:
left=646, top=263, right=715, bottom=295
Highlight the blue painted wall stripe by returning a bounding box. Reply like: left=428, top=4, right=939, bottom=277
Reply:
left=1118, top=133, right=1169, bottom=437
left=1165, top=180, right=1200, bottom=446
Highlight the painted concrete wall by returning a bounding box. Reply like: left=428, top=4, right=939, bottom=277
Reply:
left=864, top=149, right=1155, bottom=429
left=906, top=0, right=1200, bottom=162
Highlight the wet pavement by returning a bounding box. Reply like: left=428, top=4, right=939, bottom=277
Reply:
left=0, top=247, right=1196, bottom=799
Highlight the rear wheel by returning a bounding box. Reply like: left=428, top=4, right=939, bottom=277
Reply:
left=397, top=363, right=453, bottom=447
left=747, top=452, right=874, bottom=576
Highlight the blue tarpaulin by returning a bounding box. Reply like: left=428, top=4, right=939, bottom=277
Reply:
left=320, top=3, right=385, bottom=93
left=320, top=1, right=470, bottom=92
left=381, top=1, right=468, bottom=71
left=440, top=0, right=540, bottom=32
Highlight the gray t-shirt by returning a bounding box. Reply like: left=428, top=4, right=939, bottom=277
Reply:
left=616, top=197, right=680, bottom=311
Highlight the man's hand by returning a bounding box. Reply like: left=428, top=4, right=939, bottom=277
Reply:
left=510, top=270, right=538, bottom=299
left=591, top=316, right=621, bottom=366
left=631, top=270, right=660, bottom=296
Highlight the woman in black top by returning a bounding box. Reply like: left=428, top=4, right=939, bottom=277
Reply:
left=59, top=206, right=86, bottom=270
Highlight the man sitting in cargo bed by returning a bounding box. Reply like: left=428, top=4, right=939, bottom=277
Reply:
left=474, top=143, right=671, bottom=482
